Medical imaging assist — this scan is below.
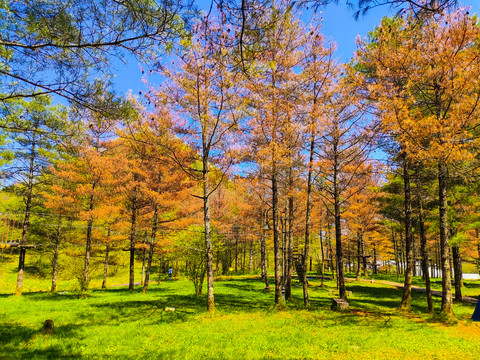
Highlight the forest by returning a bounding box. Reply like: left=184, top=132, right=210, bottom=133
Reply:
left=1, top=0, right=480, bottom=338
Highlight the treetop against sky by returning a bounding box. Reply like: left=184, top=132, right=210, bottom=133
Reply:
left=111, top=0, right=480, bottom=97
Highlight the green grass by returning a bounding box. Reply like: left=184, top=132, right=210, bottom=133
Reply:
left=2, top=257, right=480, bottom=359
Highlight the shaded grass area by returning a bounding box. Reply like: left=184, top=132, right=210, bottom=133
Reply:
left=1, top=274, right=480, bottom=359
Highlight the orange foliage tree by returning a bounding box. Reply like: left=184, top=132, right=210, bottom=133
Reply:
left=354, top=10, right=480, bottom=315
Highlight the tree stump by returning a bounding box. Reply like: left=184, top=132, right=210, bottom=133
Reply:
left=42, top=319, right=54, bottom=334
left=331, top=298, right=349, bottom=312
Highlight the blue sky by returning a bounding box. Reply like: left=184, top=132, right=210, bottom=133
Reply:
left=111, top=1, right=480, bottom=96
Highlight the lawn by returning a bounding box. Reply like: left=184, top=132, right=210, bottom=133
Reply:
left=1, top=261, right=480, bottom=360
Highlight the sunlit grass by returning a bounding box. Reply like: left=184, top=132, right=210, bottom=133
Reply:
left=1, top=256, right=480, bottom=359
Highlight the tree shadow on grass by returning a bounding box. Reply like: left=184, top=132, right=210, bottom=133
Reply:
left=1, top=347, right=82, bottom=360
left=0, top=323, right=81, bottom=360
left=0, top=323, right=37, bottom=346
left=23, top=292, right=81, bottom=302
left=89, top=296, right=200, bottom=324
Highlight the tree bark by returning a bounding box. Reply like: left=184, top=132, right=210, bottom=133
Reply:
left=143, top=205, right=158, bottom=293
left=129, top=185, right=138, bottom=292
left=438, top=160, right=453, bottom=315
left=82, top=182, right=95, bottom=292
left=248, top=241, right=253, bottom=273
left=51, top=215, right=62, bottom=293
left=260, top=209, right=270, bottom=290
left=203, top=158, right=215, bottom=313
left=302, top=126, right=315, bottom=307
left=141, top=232, right=147, bottom=287
left=272, top=171, right=283, bottom=305
left=285, top=194, right=294, bottom=301
left=333, top=139, right=347, bottom=300
left=452, top=244, right=463, bottom=302
left=418, top=201, right=433, bottom=313
left=16, top=130, right=36, bottom=296
left=356, top=232, right=362, bottom=281
left=102, top=243, right=110, bottom=289
left=400, top=154, right=414, bottom=311
left=319, top=223, right=325, bottom=287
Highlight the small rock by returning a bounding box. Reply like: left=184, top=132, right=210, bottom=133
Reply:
left=165, top=307, right=176, bottom=312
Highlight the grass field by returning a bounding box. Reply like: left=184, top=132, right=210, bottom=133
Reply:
left=1, top=255, right=480, bottom=359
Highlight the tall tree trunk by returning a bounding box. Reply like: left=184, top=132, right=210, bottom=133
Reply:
left=452, top=244, right=463, bottom=302
left=438, top=161, right=453, bottom=315
left=102, top=243, right=110, bottom=289
left=418, top=200, right=433, bottom=312
left=51, top=215, right=62, bottom=293
left=234, top=226, right=239, bottom=272
left=285, top=194, right=294, bottom=301
left=129, top=185, right=138, bottom=292
left=400, top=155, right=414, bottom=310
left=319, top=223, right=325, bottom=287
left=373, top=244, right=377, bottom=275
left=335, top=201, right=347, bottom=300
left=141, top=232, right=147, bottom=287
left=203, top=158, right=215, bottom=312
left=260, top=209, right=270, bottom=291
left=356, top=232, right=362, bottom=281
left=272, top=171, right=283, bottom=305
left=248, top=241, right=253, bottom=273
left=412, top=233, right=417, bottom=277
left=144, top=205, right=158, bottom=293
left=333, top=141, right=347, bottom=300
left=16, top=132, right=37, bottom=296
left=327, top=221, right=335, bottom=281
left=302, top=126, right=315, bottom=307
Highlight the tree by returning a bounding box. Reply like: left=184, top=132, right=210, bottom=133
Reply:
left=354, top=10, right=480, bottom=315
left=120, top=108, right=196, bottom=293
left=156, top=18, right=241, bottom=312
left=0, top=0, right=190, bottom=110
left=316, top=79, right=373, bottom=300
left=244, top=8, right=308, bottom=305
left=0, top=96, right=70, bottom=295
left=51, top=116, right=124, bottom=291
left=299, top=23, right=336, bottom=307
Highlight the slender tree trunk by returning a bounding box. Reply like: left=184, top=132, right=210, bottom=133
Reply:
left=327, top=221, right=335, bottom=281
left=248, top=241, right=253, bottom=273
left=418, top=200, right=433, bottom=312
left=452, top=244, right=463, bottom=302
left=373, top=244, right=377, bottom=275
left=102, top=242, right=110, bottom=290
left=412, top=233, right=417, bottom=277
left=129, top=185, right=138, bottom=292
left=141, top=232, right=147, bottom=287
left=319, top=219, right=325, bottom=287
left=335, top=202, right=346, bottom=300
left=82, top=181, right=95, bottom=292
left=51, top=215, right=62, bottom=293
left=400, top=155, right=414, bottom=310
left=234, top=227, right=239, bottom=272
left=285, top=193, right=294, bottom=301
left=438, top=161, right=453, bottom=315
left=260, top=209, right=270, bottom=290
left=16, top=133, right=37, bottom=296
left=362, top=239, right=367, bottom=278
left=302, top=127, right=316, bottom=307
left=356, top=232, right=362, bottom=281
left=272, top=171, right=283, bottom=305
left=144, top=205, right=158, bottom=293
left=203, top=158, right=215, bottom=312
